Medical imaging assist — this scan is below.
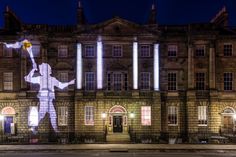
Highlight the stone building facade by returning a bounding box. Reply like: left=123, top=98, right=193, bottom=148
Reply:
left=0, top=3, right=235, bottom=143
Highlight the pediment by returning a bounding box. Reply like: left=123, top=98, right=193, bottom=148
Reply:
left=79, top=17, right=158, bottom=35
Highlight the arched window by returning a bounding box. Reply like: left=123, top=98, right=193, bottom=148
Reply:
left=1, top=107, right=15, bottom=115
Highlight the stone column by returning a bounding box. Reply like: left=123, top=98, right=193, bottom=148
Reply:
left=209, top=43, right=216, bottom=89
left=188, top=44, right=194, bottom=89
left=21, top=49, right=27, bottom=89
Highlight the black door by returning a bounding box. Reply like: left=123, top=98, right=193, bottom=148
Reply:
left=113, top=116, right=123, bottom=133
left=4, top=116, right=13, bottom=134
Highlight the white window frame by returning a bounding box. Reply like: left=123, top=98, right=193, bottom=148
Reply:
left=113, top=45, right=123, bottom=57
left=168, top=106, right=178, bottom=126
left=58, top=45, right=68, bottom=58
left=84, top=45, right=95, bottom=57
left=168, top=44, right=177, bottom=57
left=85, top=106, right=94, bottom=126
left=141, top=106, right=151, bottom=126
left=3, top=72, right=13, bottom=91
left=85, top=72, right=95, bottom=91
left=168, top=72, right=177, bottom=91
left=58, top=106, right=68, bottom=126
left=140, top=72, right=150, bottom=90
left=198, top=106, right=207, bottom=126
left=224, top=72, right=233, bottom=91
left=140, top=45, right=150, bottom=57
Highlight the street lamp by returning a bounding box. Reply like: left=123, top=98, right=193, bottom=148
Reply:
left=101, top=112, right=107, bottom=142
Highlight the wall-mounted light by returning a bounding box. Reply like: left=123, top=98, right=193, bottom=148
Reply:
left=101, top=112, right=107, bottom=120
left=130, top=112, right=135, bottom=119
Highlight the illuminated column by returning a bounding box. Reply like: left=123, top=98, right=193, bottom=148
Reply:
left=97, top=37, right=103, bottom=89
left=154, top=44, right=159, bottom=91
left=76, top=43, right=82, bottom=89
left=133, top=41, right=138, bottom=89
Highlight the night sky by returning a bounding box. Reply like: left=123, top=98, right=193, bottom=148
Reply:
left=0, top=0, right=235, bottom=27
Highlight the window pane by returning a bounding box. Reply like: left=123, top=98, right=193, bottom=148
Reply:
left=195, top=45, right=205, bottom=57
left=140, top=72, right=150, bottom=90
left=58, top=45, right=68, bottom=57
left=198, top=106, right=207, bottom=125
left=168, top=45, right=177, bottom=57
left=113, top=73, right=122, bottom=91
left=85, top=45, right=95, bottom=57
left=113, top=45, right=122, bottom=57
left=141, top=106, right=151, bottom=126
left=168, top=106, right=178, bottom=125
left=58, top=106, right=68, bottom=126
left=196, top=73, right=205, bottom=90
left=224, top=72, right=233, bottom=91
left=85, top=106, right=94, bottom=125
left=140, top=45, right=150, bottom=57
left=3, top=72, right=13, bottom=90
left=85, top=72, right=95, bottom=91
left=168, top=72, right=177, bottom=91
left=224, top=44, right=232, bottom=56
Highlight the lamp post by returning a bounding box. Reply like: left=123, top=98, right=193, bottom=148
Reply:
left=129, top=112, right=135, bottom=142
left=0, top=115, right=4, bottom=143
left=101, top=112, right=107, bottom=142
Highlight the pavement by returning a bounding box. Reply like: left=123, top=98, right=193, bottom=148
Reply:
left=0, top=144, right=236, bottom=152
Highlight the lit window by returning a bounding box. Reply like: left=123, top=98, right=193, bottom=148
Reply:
left=198, top=106, right=207, bottom=126
left=113, top=73, right=122, bottom=91
left=224, top=72, right=233, bottom=91
left=168, top=106, right=178, bottom=125
left=196, top=73, right=205, bottom=90
left=85, top=45, right=95, bottom=57
left=168, top=45, right=177, bottom=57
left=28, top=106, right=39, bottom=127
left=168, top=72, right=177, bottom=91
left=85, top=72, right=95, bottom=91
left=3, top=72, right=13, bottom=90
left=195, top=45, right=205, bottom=57
left=140, top=45, right=150, bottom=57
left=141, top=106, right=151, bottom=126
left=140, top=72, right=150, bottom=90
left=224, top=44, right=233, bottom=56
left=58, top=106, right=68, bottom=126
left=32, top=45, right=40, bottom=57
left=85, top=106, right=94, bottom=125
left=113, top=45, right=122, bottom=57
left=58, top=45, right=68, bottom=58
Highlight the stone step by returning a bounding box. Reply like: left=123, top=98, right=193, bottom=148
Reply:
left=106, top=134, right=130, bottom=143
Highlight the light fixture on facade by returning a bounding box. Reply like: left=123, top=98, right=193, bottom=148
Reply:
left=233, top=114, right=236, bottom=120
left=130, top=112, right=135, bottom=119
left=101, top=112, right=107, bottom=120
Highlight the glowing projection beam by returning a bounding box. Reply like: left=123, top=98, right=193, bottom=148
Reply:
left=97, top=37, right=103, bottom=89
left=133, top=42, right=138, bottom=89
left=76, top=43, right=82, bottom=89
left=154, top=43, right=160, bottom=91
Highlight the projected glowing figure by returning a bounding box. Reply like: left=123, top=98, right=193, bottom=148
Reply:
left=4, top=40, right=75, bottom=132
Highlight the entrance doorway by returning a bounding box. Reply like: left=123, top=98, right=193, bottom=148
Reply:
left=113, top=116, right=123, bottom=133
left=221, top=108, right=236, bottom=134
left=4, top=116, right=13, bottom=134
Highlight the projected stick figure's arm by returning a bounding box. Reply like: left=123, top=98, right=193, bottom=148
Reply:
left=54, top=78, right=75, bottom=89
left=24, top=68, right=40, bottom=84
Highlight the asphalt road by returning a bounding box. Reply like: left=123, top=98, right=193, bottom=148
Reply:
left=0, top=151, right=235, bottom=157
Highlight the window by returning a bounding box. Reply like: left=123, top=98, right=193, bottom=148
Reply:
left=107, top=73, right=111, bottom=91
left=58, top=45, right=68, bottom=58
left=85, top=72, right=95, bottom=91
left=168, top=45, right=177, bottom=57
left=141, top=106, right=151, bottom=126
left=168, top=106, right=178, bottom=125
left=168, top=72, right=177, bottom=91
left=58, top=72, right=68, bottom=90
left=85, top=106, right=94, bottom=125
left=58, top=106, right=68, bottom=126
left=32, top=45, right=40, bottom=57
left=124, top=73, right=128, bottom=91
left=113, top=45, right=122, bottom=57
left=224, top=72, right=233, bottom=91
left=3, top=72, right=13, bottom=90
left=196, top=73, right=205, bottom=90
left=198, top=106, right=207, bottom=126
left=140, top=45, right=150, bottom=57
left=3, top=46, right=12, bottom=57
left=224, top=44, right=233, bottom=56
left=28, top=106, right=38, bottom=127
left=113, top=73, right=122, bottom=91
left=140, top=72, right=150, bottom=90
left=195, top=45, right=205, bottom=57
left=85, top=45, right=95, bottom=57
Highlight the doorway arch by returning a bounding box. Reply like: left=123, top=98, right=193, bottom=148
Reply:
left=1, top=106, right=16, bottom=134
left=221, top=107, right=236, bottom=134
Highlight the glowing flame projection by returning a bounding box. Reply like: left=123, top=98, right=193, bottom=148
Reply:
left=4, top=40, right=75, bottom=132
